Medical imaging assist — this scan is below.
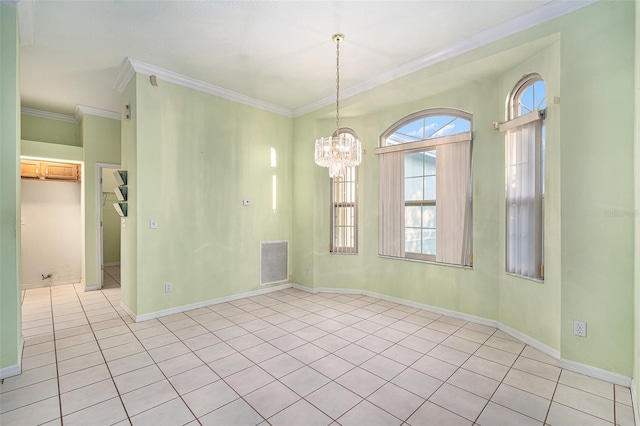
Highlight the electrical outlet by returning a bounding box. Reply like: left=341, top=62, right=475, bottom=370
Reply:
left=574, top=320, right=587, bottom=337
left=165, top=282, right=172, bottom=293
left=306, top=267, right=311, bottom=276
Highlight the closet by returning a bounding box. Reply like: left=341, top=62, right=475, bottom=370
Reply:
left=20, top=159, right=82, bottom=288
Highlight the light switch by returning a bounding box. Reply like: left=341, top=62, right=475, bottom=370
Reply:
left=21, top=218, right=25, bottom=225
left=150, top=218, right=158, bottom=229
left=243, top=199, right=251, bottom=206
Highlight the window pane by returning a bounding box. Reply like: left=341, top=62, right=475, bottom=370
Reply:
left=534, top=80, right=546, bottom=110
left=331, top=161, right=357, bottom=254
left=424, top=151, right=436, bottom=175
left=425, top=116, right=469, bottom=138
left=336, top=226, right=355, bottom=248
left=405, top=206, right=421, bottom=227
left=335, top=206, right=355, bottom=227
left=405, top=177, right=423, bottom=201
left=517, top=79, right=546, bottom=118
left=405, top=228, right=421, bottom=253
left=333, top=180, right=345, bottom=202
left=422, top=205, right=436, bottom=228
left=394, top=119, right=426, bottom=143
left=421, top=229, right=436, bottom=255
left=404, top=152, right=423, bottom=177
left=424, top=176, right=436, bottom=200
left=386, top=114, right=471, bottom=146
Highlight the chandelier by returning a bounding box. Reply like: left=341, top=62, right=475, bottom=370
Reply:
left=314, top=34, right=362, bottom=178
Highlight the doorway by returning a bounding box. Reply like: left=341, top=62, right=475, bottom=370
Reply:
left=97, top=163, right=122, bottom=289
left=20, top=157, right=83, bottom=289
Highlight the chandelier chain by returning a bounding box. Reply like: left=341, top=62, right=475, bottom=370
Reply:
left=335, top=36, right=340, bottom=132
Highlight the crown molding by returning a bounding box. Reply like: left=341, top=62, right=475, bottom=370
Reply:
left=75, top=104, right=121, bottom=121
left=292, top=0, right=597, bottom=117
left=114, top=58, right=294, bottom=118
left=21, top=107, right=77, bottom=123
left=113, top=57, right=136, bottom=94
left=112, top=0, right=596, bottom=120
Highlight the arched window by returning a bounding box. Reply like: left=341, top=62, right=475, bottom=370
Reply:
left=330, top=128, right=358, bottom=254
left=500, top=74, right=546, bottom=279
left=377, top=108, right=473, bottom=266
left=381, top=108, right=472, bottom=146
left=510, top=75, right=546, bottom=119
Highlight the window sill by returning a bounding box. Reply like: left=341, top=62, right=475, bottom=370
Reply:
left=505, top=272, right=544, bottom=284
left=378, top=255, right=473, bottom=270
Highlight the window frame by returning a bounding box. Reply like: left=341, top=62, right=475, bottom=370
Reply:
left=404, top=148, right=437, bottom=262
left=377, top=108, right=473, bottom=267
left=330, top=128, right=359, bottom=254
left=502, top=73, right=545, bottom=280
left=380, top=107, right=473, bottom=148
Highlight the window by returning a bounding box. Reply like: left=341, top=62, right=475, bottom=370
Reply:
left=330, top=129, right=358, bottom=254
left=404, top=150, right=436, bottom=260
left=500, top=74, right=545, bottom=279
left=377, top=109, right=473, bottom=266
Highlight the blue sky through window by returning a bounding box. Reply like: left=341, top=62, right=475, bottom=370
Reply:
left=388, top=115, right=471, bottom=145
left=518, top=80, right=546, bottom=116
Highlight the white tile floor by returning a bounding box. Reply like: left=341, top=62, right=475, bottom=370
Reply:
left=1, top=279, right=636, bottom=426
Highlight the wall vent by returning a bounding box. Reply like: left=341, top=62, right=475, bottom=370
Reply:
left=260, top=241, right=289, bottom=286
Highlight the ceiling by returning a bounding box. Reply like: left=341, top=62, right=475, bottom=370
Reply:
left=15, top=0, right=587, bottom=118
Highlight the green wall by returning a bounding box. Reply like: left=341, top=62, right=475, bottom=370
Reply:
left=122, top=74, right=292, bottom=316
left=634, top=0, right=640, bottom=404
left=21, top=139, right=82, bottom=161
left=293, top=0, right=635, bottom=377
left=21, top=114, right=80, bottom=146
left=0, top=3, right=21, bottom=376
left=120, top=78, right=138, bottom=313
left=82, top=115, right=121, bottom=288
left=558, top=2, right=635, bottom=375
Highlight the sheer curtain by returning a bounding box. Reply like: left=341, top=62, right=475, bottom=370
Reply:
left=377, top=132, right=472, bottom=264
left=436, top=140, right=472, bottom=265
left=378, top=151, right=404, bottom=257
left=500, top=111, right=543, bottom=278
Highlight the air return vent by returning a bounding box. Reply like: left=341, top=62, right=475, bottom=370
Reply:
left=260, top=241, right=289, bottom=286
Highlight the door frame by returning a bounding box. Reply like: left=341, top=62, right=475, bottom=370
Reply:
left=96, top=162, right=121, bottom=289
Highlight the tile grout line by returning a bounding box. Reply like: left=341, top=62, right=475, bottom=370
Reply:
left=117, top=301, right=210, bottom=424
left=65, top=283, right=133, bottom=424
left=471, top=342, right=529, bottom=425
left=13, top=285, right=627, bottom=426
left=49, top=286, right=66, bottom=425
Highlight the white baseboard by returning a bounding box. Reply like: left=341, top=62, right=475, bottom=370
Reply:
left=292, top=283, right=634, bottom=389
left=128, top=283, right=294, bottom=322
left=0, top=337, right=23, bottom=379
left=119, top=300, right=137, bottom=321
left=84, top=285, right=99, bottom=291
left=0, top=363, right=21, bottom=379
left=21, top=279, right=81, bottom=290
left=117, top=281, right=635, bottom=392
left=293, top=284, right=497, bottom=328
left=559, top=358, right=632, bottom=387
left=498, top=323, right=560, bottom=360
